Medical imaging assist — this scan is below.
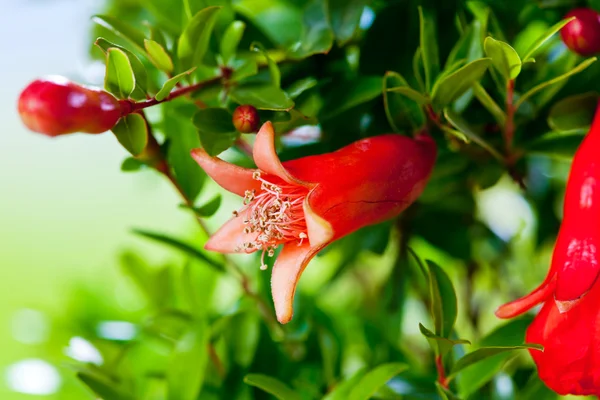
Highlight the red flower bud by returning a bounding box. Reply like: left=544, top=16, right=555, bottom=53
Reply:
left=561, top=8, right=600, bottom=56
left=18, top=76, right=122, bottom=137
left=191, top=122, right=436, bottom=323
left=232, top=105, right=260, bottom=133
left=496, top=102, right=600, bottom=395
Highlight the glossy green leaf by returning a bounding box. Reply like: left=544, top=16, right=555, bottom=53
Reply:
left=78, top=371, right=135, bottom=400
left=450, top=344, right=543, bottom=379
left=515, top=57, right=597, bottom=110
left=383, top=71, right=426, bottom=130
left=243, top=374, right=302, bottom=400
left=95, top=38, right=148, bottom=100
left=322, top=369, right=366, bottom=400
left=526, top=130, right=585, bottom=159
left=230, top=57, right=259, bottom=81
left=92, top=15, right=146, bottom=52
left=426, top=260, right=457, bottom=338
left=419, top=7, right=440, bottom=92
left=120, top=157, right=145, bottom=172
left=472, top=82, right=506, bottom=126
left=105, top=48, right=135, bottom=99
left=324, top=76, right=382, bottom=119
left=328, top=0, right=368, bottom=46
left=548, top=92, right=598, bottom=132
left=220, top=20, right=245, bottom=65
left=193, top=108, right=239, bottom=156
left=432, top=58, right=491, bottom=107
left=230, top=84, right=294, bottom=111
left=484, top=36, right=521, bottom=80
left=419, top=323, right=471, bottom=357
left=167, top=320, right=209, bottom=400
left=181, top=194, right=222, bottom=218
left=155, top=68, right=197, bottom=101
left=348, top=363, right=408, bottom=400
left=234, top=0, right=303, bottom=46
left=228, top=311, right=261, bottom=367
left=521, top=17, right=575, bottom=61
left=178, top=6, right=221, bottom=69
left=288, top=0, right=334, bottom=59
left=132, top=229, right=225, bottom=273
left=444, top=108, right=504, bottom=161
left=111, top=114, right=147, bottom=156
left=413, top=47, right=426, bottom=92
left=144, top=39, right=173, bottom=73
left=251, top=42, right=280, bottom=87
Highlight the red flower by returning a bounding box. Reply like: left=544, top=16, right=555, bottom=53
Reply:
left=191, top=122, right=436, bottom=323
left=496, top=103, right=600, bottom=395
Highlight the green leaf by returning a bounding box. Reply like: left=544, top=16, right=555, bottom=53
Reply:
left=164, top=103, right=204, bottom=201
left=167, top=320, right=209, bottom=400
left=288, top=0, right=334, bottom=59
left=324, top=76, right=383, bottom=119
left=178, top=6, right=221, bottom=70
left=484, top=36, right=521, bottom=80
left=272, top=109, right=318, bottom=134
left=251, top=42, right=281, bottom=87
left=193, top=108, right=239, bottom=156
left=105, top=48, right=136, bottom=99
left=413, top=47, right=426, bottom=92
left=144, top=39, right=174, bottom=73
left=419, top=6, right=440, bottom=92
left=230, top=84, right=294, bottom=111
left=449, top=344, right=543, bottom=379
left=234, top=0, right=303, bottom=47
left=286, top=77, right=319, bottom=99
left=526, top=130, right=586, bottom=159
left=443, top=108, right=504, bottom=161
left=548, top=92, right=598, bottom=132
left=181, top=194, right=222, bottom=218
left=230, top=57, right=259, bottom=81
left=132, top=229, right=225, bottom=273
left=155, top=68, right=197, bottom=101
left=431, top=58, right=491, bottom=107
left=348, top=363, right=408, bottom=400
left=426, top=260, right=457, bottom=338
left=383, top=71, right=426, bottom=130
left=78, top=371, right=135, bottom=400
left=521, top=17, right=575, bottom=61
left=111, top=114, right=148, bottom=156
left=227, top=311, right=261, bottom=367
left=322, top=369, right=366, bottom=400
left=419, top=323, right=471, bottom=357
left=436, top=382, right=462, bottom=400
left=220, top=20, right=246, bottom=65
left=243, top=374, right=302, bottom=400
left=386, top=86, right=429, bottom=105
left=95, top=38, right=148, bottom=100
left=92, top=15, right=147, bottom=53
left=472, top=82, right=506, bottom=126
left=328, top=0, right=368, bottom=46
left=121, top=157, right=145, bottom=172
left=515, top=57, right=597, bottom=110
left=120, top=252, right=168, bottom=306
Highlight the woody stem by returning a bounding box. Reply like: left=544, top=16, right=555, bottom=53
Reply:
left=504, top=79, right=515, bottom=160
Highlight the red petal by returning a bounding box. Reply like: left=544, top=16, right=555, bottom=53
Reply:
left=495, top=278, right=556, bottom=319
left=191, top=148, right=261, bottom=197
left=205, top=207, right=258, bottom=254
left=253, top=122, right=308, bottom=186
left=271, top=242, right=322, bottom=324
left=555, top=238, right=600, bottom=305
left=303, top=196, right=333, bottom=248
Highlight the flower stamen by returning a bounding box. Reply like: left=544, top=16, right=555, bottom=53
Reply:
left=233, top=171, right=308, bottom=269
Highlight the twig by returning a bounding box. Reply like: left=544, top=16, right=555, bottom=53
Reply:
left=504, top=79, right=515, bottom=159
left=435, top=355, right=449, bottom=389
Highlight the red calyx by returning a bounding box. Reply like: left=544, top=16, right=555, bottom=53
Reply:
left=232, top=105, right=260, bottom=133
left=18, top=76, right=122, bottom=137
left=561, top=8, right=600, bottom=56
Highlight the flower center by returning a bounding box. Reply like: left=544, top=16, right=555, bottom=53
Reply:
left=235, top=171, right=308, bottom=270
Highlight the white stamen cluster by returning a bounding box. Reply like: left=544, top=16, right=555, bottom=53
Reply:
left=233, top=171, right=308, bottom=270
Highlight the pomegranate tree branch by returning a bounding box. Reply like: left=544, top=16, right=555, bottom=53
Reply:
left=504, top=79, right=516, bottom=160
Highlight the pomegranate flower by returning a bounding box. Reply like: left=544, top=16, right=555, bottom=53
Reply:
left=496, top=103, right=600, bottom=395
left=191, top=122, right=436, bottom=323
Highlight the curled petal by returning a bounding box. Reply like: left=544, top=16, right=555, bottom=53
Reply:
left=271, top=242, right=322, bottom=324
left=205, top=207, right=258, bottom=254
left=191, top=148, right=261, bottom=197
left=554, top=238, right=600, bottom=306
left=303, top=196, right=333, bottom=248
left=495, top=278, right=556, bottom=319
left=253, top=122, right=307, bottom=186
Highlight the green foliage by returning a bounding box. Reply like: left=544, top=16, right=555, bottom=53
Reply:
left=20, top=0, right=600, bottom=399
